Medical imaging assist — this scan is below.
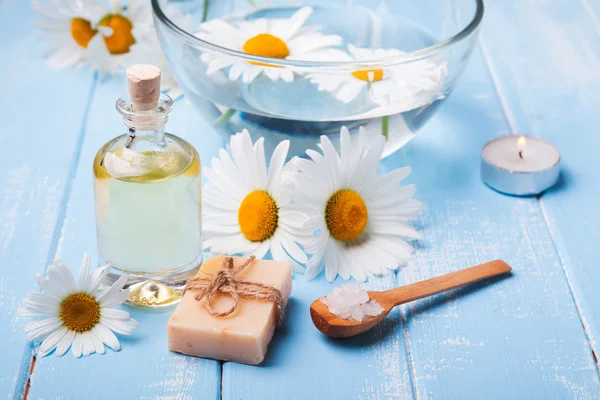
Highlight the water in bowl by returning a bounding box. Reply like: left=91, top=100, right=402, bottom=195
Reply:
left=185, top=5, right=446, bottom=158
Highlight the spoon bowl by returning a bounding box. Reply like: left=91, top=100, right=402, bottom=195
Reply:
left=310, top=260, right=512, bottom=338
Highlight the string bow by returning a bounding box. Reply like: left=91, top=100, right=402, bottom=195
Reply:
left=183, top=256, right=284, bottom=323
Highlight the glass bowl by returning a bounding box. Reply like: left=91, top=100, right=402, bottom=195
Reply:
left=152, top=0, right=483, bottom=158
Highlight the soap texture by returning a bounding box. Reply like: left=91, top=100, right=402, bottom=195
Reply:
left=167, top=256, right=292, bottom=365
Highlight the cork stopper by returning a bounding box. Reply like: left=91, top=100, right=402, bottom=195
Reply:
left=126, top=64, right=161, bottom=111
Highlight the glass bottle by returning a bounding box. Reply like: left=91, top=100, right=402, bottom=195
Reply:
left=93, top=65, right=202, bottom=308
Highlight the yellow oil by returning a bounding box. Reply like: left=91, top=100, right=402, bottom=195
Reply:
left=93, top=134, right=202, bottom=277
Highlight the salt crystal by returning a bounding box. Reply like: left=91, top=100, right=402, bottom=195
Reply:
left=350, top=307, right=364, bottom=322
left=356, top=290, right=369, bottom=304
left=321, top=285, right=384, bottom=323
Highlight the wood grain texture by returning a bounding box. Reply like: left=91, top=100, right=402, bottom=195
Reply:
left=2, top=0, right=600, bottom=398
left=222, top=274, right=415, bottom=400
left=0, top=0, right=95, bottom=397
left=480, top=0, right=600, bottom=376
left=387, top=46, right=600, bottom=399
left=26, top=78, right=224, bottom=399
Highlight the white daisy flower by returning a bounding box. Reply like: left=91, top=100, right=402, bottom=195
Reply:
left=19, top=254, right=139, bottom=357
left=203, top=129, right=311, bottom=271
left=307, top=45, right=448, bottom=112
left=31, top=0, right=106, bottom=70
left=293, top=127, right=423, bottom=282
left=196, top=6, right=343, bottom=83
left=86, top=0, right=155, bottom=74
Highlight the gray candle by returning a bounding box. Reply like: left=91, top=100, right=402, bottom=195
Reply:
left=481, top=135, right=560, bottom=196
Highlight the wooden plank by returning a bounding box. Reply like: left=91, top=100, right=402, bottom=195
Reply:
left=217, top=2, right=415, bottom=396
left=479, top=0, right=600, bottom=371
left=222, top=274, right=414, bottom=400
left=388, top=44, right=600, bottom=397
left=27, top=78, right=224, bottom=399
left=0, top=0, right=95, bottom=397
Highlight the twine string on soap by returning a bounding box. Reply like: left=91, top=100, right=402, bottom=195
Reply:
left=183, top=256, right=285, bottom=324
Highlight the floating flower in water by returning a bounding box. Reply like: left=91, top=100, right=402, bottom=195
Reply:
left=19, top=254, right=139, bottom=357
left=307, top=45, right=448, bottom=112
left=31, top=0, right=106, bottom=69
left=203, top=130, right=311, bottom=270
left=196, top=7, right=343, bottom=83
left=292, top=127, right=422, bottom=282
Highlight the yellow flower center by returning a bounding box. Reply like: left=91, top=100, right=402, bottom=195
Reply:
left=243, top=33, right=290, bottom=58
left=99, top=14, right=135, bottom=55
left=238, top=190, right=279, bottom=242
left=59, top=292, right=101, bottom=333
left=325, top=189, right=368, bottom=241
left=242, top=33, right=289, bottom=67
left=351, top=69, right=384, bottom=82
left=70, top=18, right=97, bottom=48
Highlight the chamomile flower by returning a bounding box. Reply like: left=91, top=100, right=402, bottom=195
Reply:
left=307, top=45, right=448, bottom=113
left=19, top=254, right=139, bottom=357
left=203, top=130, right=311, bottom=270
left=87, top=0, right=155, bottom=74
left=293, top=127, right=423, bottom=282
left=31, top=0, right=106, bottom=69
left=196, top=6, right=343, bottom=83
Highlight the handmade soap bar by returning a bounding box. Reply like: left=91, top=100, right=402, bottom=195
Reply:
left=167, top=256, right=292, bottom=365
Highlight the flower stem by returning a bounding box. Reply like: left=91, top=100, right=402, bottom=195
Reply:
left=381, top=115, right=389, bottom=141
left=202, top=0, right=209, bottom=22
left=215, top=108, right=236, bottom=125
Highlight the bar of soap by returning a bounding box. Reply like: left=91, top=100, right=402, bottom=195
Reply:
left=167, top=256, right=292, bottom=365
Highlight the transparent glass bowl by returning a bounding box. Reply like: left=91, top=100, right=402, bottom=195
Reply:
left=152, top=0, right=483, bottom=158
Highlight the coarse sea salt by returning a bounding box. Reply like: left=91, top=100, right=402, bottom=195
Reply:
left=321, top=283, right=385, bottom=322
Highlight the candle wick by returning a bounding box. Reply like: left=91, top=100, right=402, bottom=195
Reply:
left=518, top=150, right=523, bottom=159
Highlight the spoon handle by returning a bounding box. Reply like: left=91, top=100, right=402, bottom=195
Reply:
left=384, top=260, right=512, bottom=307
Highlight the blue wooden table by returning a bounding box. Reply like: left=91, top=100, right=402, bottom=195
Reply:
left=3, top=0, right=600, bottom=398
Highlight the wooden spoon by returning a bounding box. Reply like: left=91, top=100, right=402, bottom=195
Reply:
left=310, top=260, right=512, bottom=338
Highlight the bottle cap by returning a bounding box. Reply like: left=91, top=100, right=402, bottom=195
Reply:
left=126, top=64, right=161, bottom=111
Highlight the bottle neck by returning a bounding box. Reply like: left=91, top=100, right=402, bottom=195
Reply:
left=116, top=92, right=174, bottom=149
left=123, top=115, right=168, bottom=148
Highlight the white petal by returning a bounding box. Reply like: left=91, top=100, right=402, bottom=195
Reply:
left=97, top=274, right=129, bottom=304
left=324, top=241, right=340, bottom=282
left=71, top=333, right=83, bottom=357
left=89, top=328, right=106, bottom=355
left=277, top=230, right=308, bottom=264
left=26, top=318, right=62, bottom=342
left=277, top=6, right=313, bottom=40
left=279, top=69, right=295, bottom=82
left=266, top=141, right=290, bottom=192
left=95, top=323, right=121, bottom=351
left=101, top=288, right=131, bottom=309
left=49, top=259, right=76, bottom=292
left=80, top=331, right=95, bottom=356
left=336, top=81, right=365, bottom=103
left=89, top=266, right=110, bottom=294
left=77, top=253, right=91, bottom=291
left=36, top=275, right=67, bottom=300
left=101, top=308, right=133, bottom=320
left=369, top=221, right=422, bottom=240
left=249, top=241, right=270, bottom=260
left=55, top=330, right=76, bottom=357
left=100, top=316, right=139, bottom=335
left=38, top=326, right=68, bottom=357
